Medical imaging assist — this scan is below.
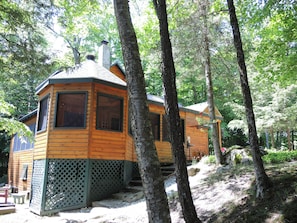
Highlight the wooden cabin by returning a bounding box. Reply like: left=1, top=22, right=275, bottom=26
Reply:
left=8, top=41, right=222, bottom=215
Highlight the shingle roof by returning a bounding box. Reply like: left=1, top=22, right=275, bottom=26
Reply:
left=147, top=94, right=165, bottom=104
left=36, top=59, right=126, bottom=93
left=147, top=94, right=184, bottom=108
left=186, top=102, right=223, bottom=119
left=185, top=102, right=208, bottom=112
left=19, top=109, right=37, bottom=122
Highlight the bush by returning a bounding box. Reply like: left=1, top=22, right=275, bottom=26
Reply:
left=263, top=150, right=297, bottom=164
left=201, top=155, right=216, bottom=164
left=0, top=174, right=7, bottom=184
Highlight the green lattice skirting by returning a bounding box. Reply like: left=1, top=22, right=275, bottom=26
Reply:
left=30, top=159, right=133, bottom=216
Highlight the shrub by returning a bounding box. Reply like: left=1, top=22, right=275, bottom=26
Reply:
left=263, top=150, right=297, bottom=164
left=201, top=155, right=216, bottom=164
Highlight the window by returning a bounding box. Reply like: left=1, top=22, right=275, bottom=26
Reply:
left=13, top=123, right=36, bottom=152
left=149, top=113, right=160, bottom=140
left=20, top=164, right=28, bottom=181
left=55, top=92, right=87, bottom=128
left=162, top=115, right=185, bottom=143
left=96, top=94, right=123, bottom=131
left=37, top=95, right=49, bottom=132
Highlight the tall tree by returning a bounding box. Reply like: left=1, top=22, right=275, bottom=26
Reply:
left=227, top=0, right=272, bottom=198
left=113, top=1, right=171, bottom=222
left=41, top=0, right=122, bottom=66
left=152, top=0, right=201, bottom=222
left=236, top=0, right=297, bottom=86
left=0, top=91, right=32, bottom=138
left=0, top=1, right=55, bottom=116
left=201, top=0, right=223, bottom=164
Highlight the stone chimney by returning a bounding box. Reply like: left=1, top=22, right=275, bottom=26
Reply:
left=98, top=40, right=110, bottom=69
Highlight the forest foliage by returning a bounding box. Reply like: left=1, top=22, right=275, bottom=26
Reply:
left=0, top=0, right=296, bottom=149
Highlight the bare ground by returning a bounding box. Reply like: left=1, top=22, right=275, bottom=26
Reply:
left=0, top=159, right=296, bottom=223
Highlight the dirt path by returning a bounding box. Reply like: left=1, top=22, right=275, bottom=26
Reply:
left=0, top=161, right=257, bottom=223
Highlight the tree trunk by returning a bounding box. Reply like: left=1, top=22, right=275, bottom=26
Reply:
left=72, top=47, right=80, bottom=65
left=276, top=131, right=280, bottom=149
left=270, top=128, right=275, bottom=149
left=69, top=36, right=81, bottom=65
left=227, top=0, right=272, bottom=198
left=201, top=0, right=223, bottom=165
left=292, top=130, right=295, bottom=150
left=265, top=130, right=270, bottom=149
left=287, top=128, right=292, bottom=150
left=113, top=1, right=171, bottom=222
left=153, top=0, right=201, bottom=222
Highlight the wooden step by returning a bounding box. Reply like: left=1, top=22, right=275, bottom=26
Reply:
left=0, top=206, right=16, bottom=215
left=129, top=179, right=142, bottom=187
left=161, top=164, right=175, bottom=176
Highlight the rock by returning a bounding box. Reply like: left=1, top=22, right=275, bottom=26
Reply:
left=216, top=165, right=231, bottom=174
left=187, top=168, right=200, bottom=177
left=241, top=158, right=253, bottom=165
left=224, top=146, right=253, bottom=166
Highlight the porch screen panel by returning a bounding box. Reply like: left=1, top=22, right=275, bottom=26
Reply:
left=37, top=95, right=49, bottom=132
left=13, top=123, right=36, bottom=151
left=162, top=115, right=185, bottom=142
left=55, top=93, right=87, bottom=128
left=96, top=94, right=123, bottom=131
left=149, top=113, right=160, bottom=141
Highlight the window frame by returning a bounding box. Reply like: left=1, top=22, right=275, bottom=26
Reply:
left=162, top=115, right=185, bottom=143
left=96, top=93, right=124, bottom=132
left=149, top=112, right=160, bottom=141
left=54, top=91, right=88, bottom=129
left=13, top=123, right=36, bottom=152
left=37, top=94, right=50, bottom=133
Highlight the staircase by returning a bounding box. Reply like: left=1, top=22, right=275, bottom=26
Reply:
left=160, top=164, right=175, bottom=177
left=128, top=163, right=176, bottom=187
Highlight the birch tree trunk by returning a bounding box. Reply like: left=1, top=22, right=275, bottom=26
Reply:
left=114, top=1, right=171, bottom=222
left=287, top=128, right=292, bottom=150
left=201, top=0, right=223, bottom=165
left=227, top=0, right=272, bottom=198
left=153, top=0, right=201, bottom=222
left=270, top=128, right=275, bottom=149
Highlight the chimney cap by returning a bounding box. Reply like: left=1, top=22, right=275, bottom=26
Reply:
left=86, top=55, right=95, bottom=61
left=101, top=40, right=109, bottom=45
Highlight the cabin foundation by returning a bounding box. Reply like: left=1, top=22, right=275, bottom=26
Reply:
left=30, top=158, right=134, bottom=215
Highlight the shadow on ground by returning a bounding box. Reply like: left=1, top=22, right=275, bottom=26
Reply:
left=204, top=163, right=297, bottom=223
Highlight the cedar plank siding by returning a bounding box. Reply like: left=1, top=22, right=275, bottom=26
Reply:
left=110, top=64, right=126, bottom=81
left=185, top=126, right=209, bottom=158
left=33, top=86, right=53, bottom=160
left=8, top=116, right=35, bottom=192
left=185, top=113, right=209, bottom=158
left=203, top=107, right=222, bottom=120
left=126, top=136, right=135, bottom=162
left=149, top=104, right=172, bottom=163
left=89, top=83, right=127, bottom=160
left=46, top=83, right=91, bottom=159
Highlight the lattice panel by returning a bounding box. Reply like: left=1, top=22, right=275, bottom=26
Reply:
left=132, top=162, right=140, bottom=178
left=123, top=161, right=133, bottom=185
left=89, top=160, right=124, bottom=201
left=44, top=159, right=87, bottom=212
left=30, top=159, right=46, bottom=213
